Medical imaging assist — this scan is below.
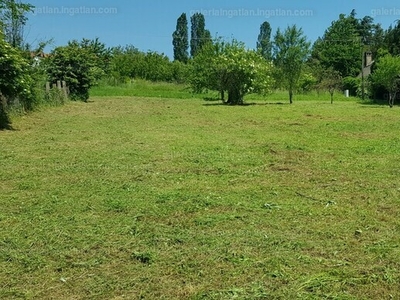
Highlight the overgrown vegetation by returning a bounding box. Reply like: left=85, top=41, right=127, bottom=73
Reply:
left=0, top=36, right=34, bottom=110
left=0, top=0, right=66, bottom=128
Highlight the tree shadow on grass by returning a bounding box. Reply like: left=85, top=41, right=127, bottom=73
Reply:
left=202, top=101, right=288, bottom=107
left=263, top=102, right=288, bottom=105
left=202, top=96, right=221, bottom=102
left=358, top=98, right=393, bottom=108
left=0, top=108, right=13, bottom=130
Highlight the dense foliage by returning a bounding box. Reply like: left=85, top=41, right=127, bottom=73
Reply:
left=309, top=11, right=392, bottom=102
left=311, top=13, right=361, bottom=78
left=190, top=13, right=211, bottom=57
left=0, top=37, right=32, bottom=103
left=370, top=54, right=400, bottom=107
left=1, top=0, right=35, bottom=127
left=44, top=39, right=109, bottom=101
left=110, top=46, right=189, bottom=84
left=190, top=39, right=274, bottom=105
left=257, top=21, right=272, bottom=60
left=0, top=32, right=44, bottom=130
left=172, top=13, right=189, bottom=63
left=384, top=21, right=400, bottom=56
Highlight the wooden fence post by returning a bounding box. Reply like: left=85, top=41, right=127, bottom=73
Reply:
left=61, top=81, right=68, bottom=97
left=46, top=81, right=69, bottom=99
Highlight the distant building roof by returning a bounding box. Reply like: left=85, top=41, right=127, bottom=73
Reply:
left=30, top=52, right=50, bottom=59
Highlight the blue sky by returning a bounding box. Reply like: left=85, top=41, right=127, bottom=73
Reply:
left=25, top=0, right=400, bottom=58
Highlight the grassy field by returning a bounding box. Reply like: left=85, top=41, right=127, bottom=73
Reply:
left=90, top=80, right=202, bottom=99
left=89, top=79, right=360, bottom=104
left=1, top=94, right=400, bottom=299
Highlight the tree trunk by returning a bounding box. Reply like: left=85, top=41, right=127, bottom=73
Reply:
left=0, top=96, right=11, bottom=130
left=227, top=87, right=243, bottom=105
left=389, top=92, right=395, bottom=108
left=330, top=91, right=334, bottom=104
left=289, top=90, right=293, bottom=104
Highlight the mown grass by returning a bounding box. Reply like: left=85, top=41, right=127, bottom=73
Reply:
left=90, top=79, right=203, bottom=99
left=1, top=95, right=400, bottom=299
left=90, top=79, right=360, bottom=104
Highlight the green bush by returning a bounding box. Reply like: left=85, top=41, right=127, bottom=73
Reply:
left=298, top=72, right=317, bottom=93
left=0, top=38, right=35, bottom=109
left=171, top=60, right=190, bottom=84
left=109, top=46, right=190, bottom=84
left=0, top=37, right=41, bottom=128
left=343, top=76, right=361, bottom=97
left=45, top=41, right=105, bottom=101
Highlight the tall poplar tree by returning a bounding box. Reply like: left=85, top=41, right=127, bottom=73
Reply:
left=190, top=13, right=211, bottom=57
left=172, top=13, right=189, bottom=63
left=257, top=21, right=272, bottom=60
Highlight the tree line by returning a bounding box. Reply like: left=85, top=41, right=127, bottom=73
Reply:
left=172, top=10, right=400, bottom=105
left=2, top=1, right=400, bottom=128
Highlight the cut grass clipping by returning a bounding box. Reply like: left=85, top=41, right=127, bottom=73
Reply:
left=1, top=96, right=400, bottom=299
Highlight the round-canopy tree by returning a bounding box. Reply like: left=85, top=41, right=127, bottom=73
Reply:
left=310, top=13, right=362, bottom=79
left=370, top=54, right=400, bottom=107
left=190, top=39, right=274, bottom=105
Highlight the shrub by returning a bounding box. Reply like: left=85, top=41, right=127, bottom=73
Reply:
left=44, top=41, right=104, bottom=101
left=109, top=46, right=189, bottom=84
left=1, top=39, right=31, bottom=103
left=342, top=76, right=361, bottom=97
left=298, top=72, right=317, bottom=93
left=0, top=37, right=36, bottom=124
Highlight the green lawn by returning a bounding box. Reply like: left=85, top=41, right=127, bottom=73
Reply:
left=90, top=79, right=203, bottom=99
left=1, top=96, right=399, bottom=299
left=89, top=79, right=360, bottom=103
